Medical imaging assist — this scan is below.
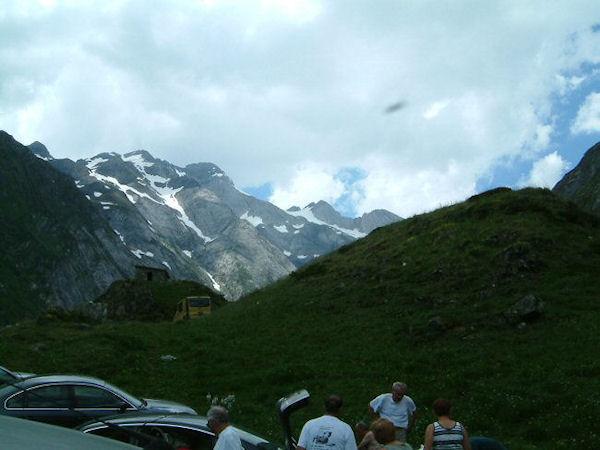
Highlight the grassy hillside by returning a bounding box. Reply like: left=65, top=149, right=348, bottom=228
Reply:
left=2, top=188, right=600, bottom=449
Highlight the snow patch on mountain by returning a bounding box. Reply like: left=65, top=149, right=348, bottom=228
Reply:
left=121, top=153, right=214, bottom=242
left=131, top=249, right=154, bottom=259
left=274, top=224, right=288, bottom=233
left=205, top=271, right=221, bottom=292
left=241, top=211, right=264, bottom=227
left=86, top=157, right=109, bottom=170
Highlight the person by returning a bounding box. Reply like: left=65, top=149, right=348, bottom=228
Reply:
left=370, top=418, right=413, bottom=450
left=423, top=399, right=471, bottom=450
left=297, top=395, right=357, bottom=450
left=469, top=437, right=507, bottom=450
left=369, top=382, right=417, bottom=442
left=207, top=405, right=243, bottom=450
left=355, top=421, right=381, bottom=450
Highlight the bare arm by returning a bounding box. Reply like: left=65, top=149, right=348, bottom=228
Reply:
left=369, top=406, right=377, bottom=422
left=423, top=424, right=434, bottom=450
left=462, top=426, right=471, bottom=450
left=407, top=411, right=417, bottom=433
left=357, top=431, right=374, bottom=450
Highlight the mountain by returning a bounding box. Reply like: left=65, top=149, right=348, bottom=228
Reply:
left=553, top=141, right=600, bottom=213
left=2, top=187, right=599, bottom=449
left=34, top=146, right=399, bottom=301
left=0, top=130, right=400, bottom=320
left=0, top=131, right=136, bottom=323
left=288, top=200, right=402, bottom=236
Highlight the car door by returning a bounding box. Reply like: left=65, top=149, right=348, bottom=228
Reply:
left=72, top=384, right=135, bottom=421
left=13, top=384, right=79, bottom=427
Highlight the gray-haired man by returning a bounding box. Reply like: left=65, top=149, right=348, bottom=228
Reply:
left=207, top=406, right=243, bottom=450
left=369, top=382, right=417, bottom=442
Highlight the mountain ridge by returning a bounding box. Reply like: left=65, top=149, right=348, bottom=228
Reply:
left=0, top=130, right=401, bottom=322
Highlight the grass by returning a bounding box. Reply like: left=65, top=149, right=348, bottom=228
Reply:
left=2, top=188, right=600, bottom=449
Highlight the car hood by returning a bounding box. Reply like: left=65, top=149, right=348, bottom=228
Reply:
left=141, top=398, right=197, bottom=415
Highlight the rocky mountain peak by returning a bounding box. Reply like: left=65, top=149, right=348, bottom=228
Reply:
left=553, top=141, right=600, bottom=213
left=28, top=141, right=53, bottom=160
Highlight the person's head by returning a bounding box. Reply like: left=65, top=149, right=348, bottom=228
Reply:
left=207, top=406, right=229, bottom=434
left=391, top=382, right=407, bottom=403
left=355, top=421, right=369, bottom=438
left=432, top=398, right=452, bottom=417
left=370, top=418, right=396, bottom=445
left=324, top=395, right=343, bottom=416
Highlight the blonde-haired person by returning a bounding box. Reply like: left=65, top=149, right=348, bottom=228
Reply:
left=371, top=418, right=413, bottom=450
left=423, top=399, right=471, bottom=450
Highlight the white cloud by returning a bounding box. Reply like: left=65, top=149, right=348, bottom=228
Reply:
left=1, top=1, right=600, bottom=217
left=532, top=124, right=553, bottom=151
left=423, top=100, right=450, bottom=119
left=270, top=164, right=346, bottom=209
left=519, top=151, right=571, bottom=188
left=571, top=92, right=600, bottom=134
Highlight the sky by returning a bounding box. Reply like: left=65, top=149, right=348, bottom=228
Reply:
left=2, top=1, right=600, bottom=218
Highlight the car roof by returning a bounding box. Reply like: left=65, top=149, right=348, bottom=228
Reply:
left=0, top=374, right=144, bottom=407
left=79, top=413, right=275, bottom=446
left=14, top=374, right=111, bottom=386
left=0, top=414, right=141, bottom=449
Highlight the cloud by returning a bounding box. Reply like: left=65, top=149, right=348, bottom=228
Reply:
left=571, top=92, right=600, bottom=134
left=269, top=164, right=346, bottom=210
left=1, top=1, right=600, bottom=218
left=519, top=151, right=571, bottom=188
left=423, top=100, right=449, bottom=119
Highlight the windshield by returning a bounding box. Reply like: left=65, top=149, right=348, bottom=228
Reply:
left=101, top=381, right=144, bottom=409
left=188, top=298, right=210, bottom=307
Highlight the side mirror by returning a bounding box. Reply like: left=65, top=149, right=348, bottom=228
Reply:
left=276, top=390, right=310, bottom=450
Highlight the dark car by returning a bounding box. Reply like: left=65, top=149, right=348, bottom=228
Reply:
left=0, top=374, right=197, bottom=428
left=78, top=389, right=311, bottom=450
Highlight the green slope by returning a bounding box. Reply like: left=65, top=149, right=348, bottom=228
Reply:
left=2, top=187, right=599, bottom=449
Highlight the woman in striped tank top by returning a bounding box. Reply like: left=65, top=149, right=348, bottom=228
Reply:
left=423, top=399, right=471, bottom=450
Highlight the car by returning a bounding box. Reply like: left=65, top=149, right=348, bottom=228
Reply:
left=0, top=374, right=197, bottom=428
left=78, top=389, right=311, bottom=450
left=0, top=414, right=141, bottom=450
left=0, top=364, right=35, bottom=385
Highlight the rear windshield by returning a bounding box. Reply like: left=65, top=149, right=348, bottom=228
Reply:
left=188, top=298, right=210, bottom=307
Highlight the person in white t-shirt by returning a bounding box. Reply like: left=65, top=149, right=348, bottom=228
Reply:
left=369, top=382, right=417, bottom=442
left=207, top=406, right=244, bottom=450
left=297, top=395, right=358, bottom=450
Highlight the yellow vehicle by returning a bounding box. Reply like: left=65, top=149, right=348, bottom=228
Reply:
left=173, top=296, right=211, bottom=322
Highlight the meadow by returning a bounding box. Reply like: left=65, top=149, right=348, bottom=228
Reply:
left=2, top=188, right=600, bottom=449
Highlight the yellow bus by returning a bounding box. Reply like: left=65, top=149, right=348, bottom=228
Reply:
left=173, top=296, right=211, bottom=322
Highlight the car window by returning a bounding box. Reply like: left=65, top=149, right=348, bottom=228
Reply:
left=6, top=392, right=26, bottom=408
left=25, top=385, right=72, bottom=408
left=73, top=385, right=128, bottom=408
left=90, top=426, right=135, bottom=444
left=138, top=425, right=214, bottom=450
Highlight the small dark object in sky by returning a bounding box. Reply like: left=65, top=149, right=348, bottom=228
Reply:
left=383, top=101, right=407, bottom=114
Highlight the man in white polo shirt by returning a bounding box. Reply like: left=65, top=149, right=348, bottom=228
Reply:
left=369, top=382, right=416, bottom=442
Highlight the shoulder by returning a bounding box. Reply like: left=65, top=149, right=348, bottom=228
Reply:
left=403, top=396, right=416, bottom=408
left=371, top=393, right=390, bottom=404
